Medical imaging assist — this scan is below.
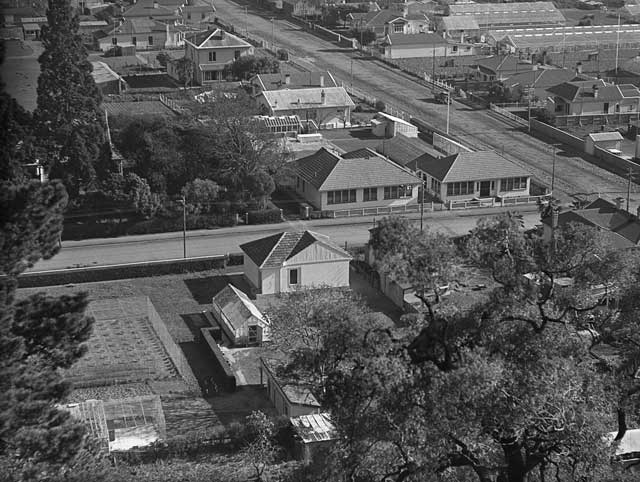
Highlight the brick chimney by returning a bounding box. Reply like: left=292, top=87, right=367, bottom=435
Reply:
left=153, top=0, right=159, bottom=8
left=319, top=74, right=324, bottom=87
left=551, top=209, right=559, bottom=229
left=576, top=62, right=582, bottom=75
left=593, top=84, right=599, bottom=98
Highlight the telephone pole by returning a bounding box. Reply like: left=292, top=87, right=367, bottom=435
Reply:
left=627, top=167, right=634, bottom=214
left=180, top=195, right=187, bottom=258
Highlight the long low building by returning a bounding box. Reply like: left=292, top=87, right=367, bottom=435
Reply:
left=446, top=2, right=565, bottom=29
left=491, top=24, right=640, bottom=54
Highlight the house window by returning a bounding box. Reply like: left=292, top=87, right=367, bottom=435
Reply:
left=452, top=45, right=458, bottom=52
left=501, top=177, right=527, bottom=191
left=289, top=268, right=299, bottom=286
left=363, top=187, right=377, bottom=202
left=209, top=51, right=216, bottom=62
left=430, top=178, right=441, bottom=193
left=383, top=185, right=412, bottom=200
left=234, top=50, right=241, bottom=60
left=112, top=37, right=117, bottom=45
left=393, top=22, right=404, bottom=33
left=131, top=36, right=136, bottom=45
left=327, top=189, right=356, bottom=205
left=446, top=181, right=475, bottom=196
left=248, top=325, right=258, bottom=343
left=148, top=36, right=153, bottom=46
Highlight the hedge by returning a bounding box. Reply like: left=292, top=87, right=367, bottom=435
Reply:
left=247, top=208, right=283, bottom=225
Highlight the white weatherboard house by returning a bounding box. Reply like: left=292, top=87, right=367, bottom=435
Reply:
left=211, top=284, right=270, bottom=346
left=239, top=231, right=352, bottom=295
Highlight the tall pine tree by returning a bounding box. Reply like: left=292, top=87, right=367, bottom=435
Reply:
left=0, top=181, right=97, bottom=480
left=35, top=0, right=109, bottom=197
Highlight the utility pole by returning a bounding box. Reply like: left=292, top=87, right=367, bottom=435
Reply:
left=446, top=90, right=451, bottom=134
left=627, top=168, right=633, bottom=214
left=420, top=179, right=425, bottom=232
left=244, top=6, right=248, bottom=36
left=551, top=146, right=556, bottom=196
left=180, top=195, right=187, bottom=258
left=615, top=13, right=621, bottom=77
left=527, top=85, right=531, bottom=133
left=350, top=54, right=353, bottom=92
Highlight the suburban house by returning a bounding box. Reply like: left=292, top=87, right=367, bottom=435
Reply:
left=281, top=0, right=322, bottom=19
left=371, top=112, right=418, bottom=138
left=380, top=32, right=474, bottom=60
left=292, top=147, right=421, bottom=211
left=210, top=284, right=271, bottom=346
left=541, top=198, right=640, bottom=249
left=545, top=79, right=640, bottom=117
left=291, top=413, right=338, bottom=463
left=249, top=71, right=338, bottom=96
left=181, top=2, right=216, bottom=25
left=499, top=68, right=585, bottom=103
left=446, top=2, right=566, bottom=30
left=377, top=133, right=442, bottom=166
left=412, top=150, right=532, bottom=203
left=177, top=28, right=253, bottom=84
left=78, top=17, right=109, bottom=45
left=383, top=14, right=430, bottom=36
left=255, top=87, right=355, bottom=129
left=474, top=55, right=535, bottom=82
left=122, top=0, right=181, bottom=21
left=437, top=15, right=480, bottom=42
left=239, top=230, right=352, bottom=295
left=584, top=132, right=624, bottom=156
left=260, top=357, right=322, bottom=418
left=96, top=18, right=185, bottom=51
left=346, top=9, right=403, bottom=37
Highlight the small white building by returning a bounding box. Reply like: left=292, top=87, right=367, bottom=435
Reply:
left=239, top=231, right=352, bottom=295
left=291, top=413, right=338, bottom=463
left=371, top=112, right=418, bottom=138
left=211, top=284, right=271, bottom=346
left=585, top=132, right=623, bottom=156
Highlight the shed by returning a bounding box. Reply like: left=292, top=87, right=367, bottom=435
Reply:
left=585, top=131, right=623, bottom=155
left=211, top=284, right=271, bottom=346
left=371, top=112, right=418, bottom=139
left=290, top=413, right=338, bottom=463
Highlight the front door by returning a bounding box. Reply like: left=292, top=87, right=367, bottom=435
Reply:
left=603, top=102, right=609, bottom=114
left=479, top=181, right=491, bottom=197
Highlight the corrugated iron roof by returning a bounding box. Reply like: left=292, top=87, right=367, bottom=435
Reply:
left=261, top=87, right=355, bottom=111
left=213, top=284, right=268, bottom=331
left=587, top=132, right=623, bottom=142
left=416, top=150, right=531, bottom=183
left=294, top=147, right=420, bottom=191
left=291, top=413, right=337, bottom=443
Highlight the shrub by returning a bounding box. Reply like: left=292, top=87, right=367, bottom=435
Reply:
left=247, top=209, right=282, bottom=225
left=374, top=99, right=386, bottom=112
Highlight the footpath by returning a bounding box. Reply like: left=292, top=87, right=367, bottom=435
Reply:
left=62, top=203, right=541, bottom=248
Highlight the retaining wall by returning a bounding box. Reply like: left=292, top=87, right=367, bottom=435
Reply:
left=530, top=119, right=585, bottom=150
left=201, top=328, right=237, bottom=392
left=593, top=145, right=639, bottom=178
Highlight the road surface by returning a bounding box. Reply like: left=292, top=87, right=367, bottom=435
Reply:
left=31, top=209, right=542, bottom=272
left=215, top=0, right=640, bottom=207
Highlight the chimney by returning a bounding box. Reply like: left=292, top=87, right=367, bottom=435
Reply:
left=593, top=84, right=599, bottom=98
left=551, top=209, right=559, bottom=229
left=615, top=198, right=623, bottom=210
left=319, top=74, right=324, bottom=87
left=153, top=0, right=159, bottom=8
left=321, top=89, right=326, bottom=105
left=284, top=73, right=290, bottom=85
left=576, top=62, right=583, bottom=74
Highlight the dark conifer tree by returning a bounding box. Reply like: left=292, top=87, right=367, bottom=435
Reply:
left=35, top=0, right=108, bottom=196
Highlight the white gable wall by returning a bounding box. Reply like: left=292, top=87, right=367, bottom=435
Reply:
left=260, top=268, right=280, bottom=295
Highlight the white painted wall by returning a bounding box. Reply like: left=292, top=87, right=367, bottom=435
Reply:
left=244, top=255, right=260, bottom=290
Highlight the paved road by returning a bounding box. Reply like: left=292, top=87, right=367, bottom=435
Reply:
left=216, top=0, right=640, bottom=207
left=31, top=209, right=541, bottom=272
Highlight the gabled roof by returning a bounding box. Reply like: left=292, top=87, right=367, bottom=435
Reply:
left=541, top=198, right=640, bottom=248
left=213, top=284, right=268, bottom=331
left=359, top=9, right=403, bottom=28
left=502, top=68, right=580, bottom=90
left=294, top=147, right=420, bottom=191
left=448, top=2, right=565, bottom=27
left=185, top=28, right=251, bottom=49
left=123, top=0, right=178, bottom=18
left=417, top=150, right=530, bottom=183
left=476, top=55, right=532, bottom=74
left=383, top=32, right=448, bottom=47
left=546, top=79, right=640, bottom=103
left=239, top=230, right=351, bottom=269
left=260, top=87, right=355, bottom=111
left=91, top=61, right=123, bottom=84
left=378, top=133, right=442, bottom=166
left=104, top=18, right=173, bottom=36
left=440, top=15, right=479, bottom=31
left=252, top=71, right=337, bottom=91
